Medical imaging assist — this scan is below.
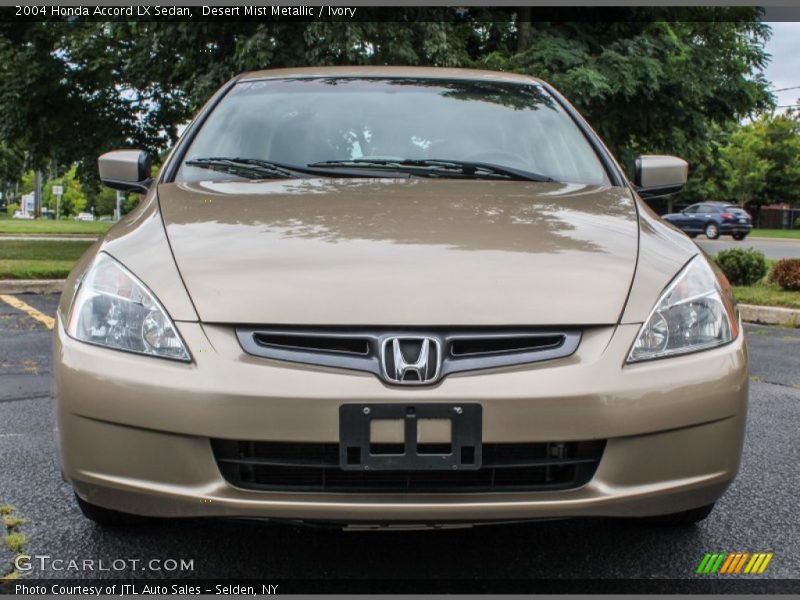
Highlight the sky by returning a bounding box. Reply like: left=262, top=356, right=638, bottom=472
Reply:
left=764, top=22, right=800, bottom=111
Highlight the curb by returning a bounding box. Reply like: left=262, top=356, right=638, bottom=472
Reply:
left=739, top=304, right=800, bottom=328
left=0, top=280, right=65, bottom=294
left=1, top=280, right=799, bottom=328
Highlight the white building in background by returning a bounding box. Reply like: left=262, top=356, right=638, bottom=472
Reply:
left=21, top=193, right=35, bottom=215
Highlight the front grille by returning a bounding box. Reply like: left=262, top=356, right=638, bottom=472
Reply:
left=236, top=327, right=582, bottom=385
left=449, top=335, right=564, bottom=357
left=211, top=440, right=605, bottom=493
left=253, top=332, right=370, bottom=356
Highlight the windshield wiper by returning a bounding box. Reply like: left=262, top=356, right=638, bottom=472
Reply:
left=308, top=158, right=555, bottom=183
left=184, top=157, right=402, bottom=180
left=184, top=157, right=309, bottom=179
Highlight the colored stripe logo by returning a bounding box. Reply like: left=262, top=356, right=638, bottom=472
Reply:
left=697, top=552, right=773, bottom=574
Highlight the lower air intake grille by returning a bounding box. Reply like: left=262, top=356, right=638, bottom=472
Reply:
left=211, top=440, right=605, bottom=493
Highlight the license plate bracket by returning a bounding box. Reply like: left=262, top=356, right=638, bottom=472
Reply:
left=339, top=403, right=482, bottom=471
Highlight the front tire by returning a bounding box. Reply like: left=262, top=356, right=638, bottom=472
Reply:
left=639, top=503, right=715, bottom=527
left=705, top=223, right=720, bottom=240
left=74, top=493, right=147, bottom=526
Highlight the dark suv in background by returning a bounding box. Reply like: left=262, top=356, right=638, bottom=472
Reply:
left=663, top=201, right=752, bottom=240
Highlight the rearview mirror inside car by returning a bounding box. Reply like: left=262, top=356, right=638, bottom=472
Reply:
left=634, top=155, right=688, bottom=199
left=98, top=150, right=152, bottom=194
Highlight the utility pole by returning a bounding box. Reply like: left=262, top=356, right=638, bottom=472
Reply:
left=116, top=191, right=124, bottom=221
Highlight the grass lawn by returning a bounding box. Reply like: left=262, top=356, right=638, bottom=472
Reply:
left=0, top=216, right=111, bottom=235
left=750, top=229, right=800, bottom=240
left=723, top=258, right=800, bottom=309
left=733, top=283, right=800, bottom=309
left=0, top=239, right=93, bottom=279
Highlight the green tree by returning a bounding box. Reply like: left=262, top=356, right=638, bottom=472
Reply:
left=718, top=126, right=772, bottom=208
left=681, top=122, right=732, bottom=203
left=42, top=166, right=87, bottom=217
left=0, top=9, right=775, bottom=190
left=19, top=171, right=35, bottom=195
left=89, top=186, right=119, bottom=217
left=481, top=11, right=773, bottom=174
left=703, top=114, right=800, bottom=210
left=758, top=114, right=800, bottom=205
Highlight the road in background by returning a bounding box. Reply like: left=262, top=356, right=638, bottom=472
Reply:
left=1, top=295, right=799, bottom=583
left=696, top=236, right=800, bottom=259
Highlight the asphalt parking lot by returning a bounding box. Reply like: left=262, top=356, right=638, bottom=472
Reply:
left=1, top=293, right=798, bottom=588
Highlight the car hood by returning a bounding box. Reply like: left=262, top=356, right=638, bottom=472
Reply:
left=157, top=178, right=639, bottom=325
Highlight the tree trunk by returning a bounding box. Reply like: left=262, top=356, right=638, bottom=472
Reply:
left=517, top=7, right=532, bottom=53
left=34, top=170, right=42, bottom=218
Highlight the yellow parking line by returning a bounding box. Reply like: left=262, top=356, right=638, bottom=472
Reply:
left=0, top=295, right=55, bottom=330
left=758, top=553, right=774, bottom=574
left=720, top=553, right=736, bottom=574
left=734, top=552, right=750, bottom=573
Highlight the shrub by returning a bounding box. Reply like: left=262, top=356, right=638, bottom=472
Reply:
left=5, top=202, right=19, bottom=215
left=714, top=248, right=768, bottom=286
left=769, top=259, right=800, bottom=291
left=794, top=216, right=800, bottom=230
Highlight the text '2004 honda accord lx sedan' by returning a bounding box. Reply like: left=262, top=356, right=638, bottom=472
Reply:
left=55, top=67, right=747, bottom=529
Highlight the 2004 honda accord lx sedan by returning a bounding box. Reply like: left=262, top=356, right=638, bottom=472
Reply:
left=55, top=67, right=747, bottom=529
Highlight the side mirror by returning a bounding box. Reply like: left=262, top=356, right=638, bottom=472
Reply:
left=634, top=155, right=688, bottom=199
left=98, top=150, right=152, bottom=194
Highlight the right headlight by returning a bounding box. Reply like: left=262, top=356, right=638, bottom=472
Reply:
left=627, top=255, right=738, bottom=363
left=66, top=252, right=191, bottom=362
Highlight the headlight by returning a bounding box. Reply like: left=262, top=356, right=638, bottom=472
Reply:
left=627, top=255, right=738, bottom=363
left=66, top=253, right=191, bottom=361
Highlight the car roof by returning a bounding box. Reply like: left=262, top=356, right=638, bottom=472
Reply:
left=701, top=201, right=737, bottom=206
left=237, top=66, right=545, bottom=86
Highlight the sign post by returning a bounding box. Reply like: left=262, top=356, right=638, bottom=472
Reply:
left=116, top=191, right=124, bottom=221
left=52, top=185, right=63, bottom=220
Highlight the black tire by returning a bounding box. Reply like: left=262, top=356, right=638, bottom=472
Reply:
left=705, top=223, right=720, bottom=240
left=639, top=503, right=715, bottom=527
left=732, top=232, right=748, bottom=241
left=687, top=233, right=698, bottom=239
left=74, top=493, right=147, bottom=526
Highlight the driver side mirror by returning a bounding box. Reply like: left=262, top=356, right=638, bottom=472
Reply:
left=98, top=150, right=152, bottom=194
left=634, top=155, right=688, bottom=199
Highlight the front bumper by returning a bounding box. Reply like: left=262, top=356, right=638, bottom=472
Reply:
left=54, top=319, right=748, bottom=523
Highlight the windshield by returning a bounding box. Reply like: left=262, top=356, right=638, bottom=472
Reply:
left=175, top=78, right=609, bottom=185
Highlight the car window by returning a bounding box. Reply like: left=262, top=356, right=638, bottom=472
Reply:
left=726, top=207, right=749, bottom=216
left=176, top=78, right=609, bottom=186
left=696, top=206, right=715, bottom=214
left=684, top=205, right=700, bottom=214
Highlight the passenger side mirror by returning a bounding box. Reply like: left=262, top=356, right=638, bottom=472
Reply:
left=98, top=150, right=152, bottom=194
left=634, top=155, right=688, bottom=199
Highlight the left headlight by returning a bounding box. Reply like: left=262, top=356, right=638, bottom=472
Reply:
left=627, top=255, right=738, bottom=363
left=67, top=252, right=191, bottom=362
